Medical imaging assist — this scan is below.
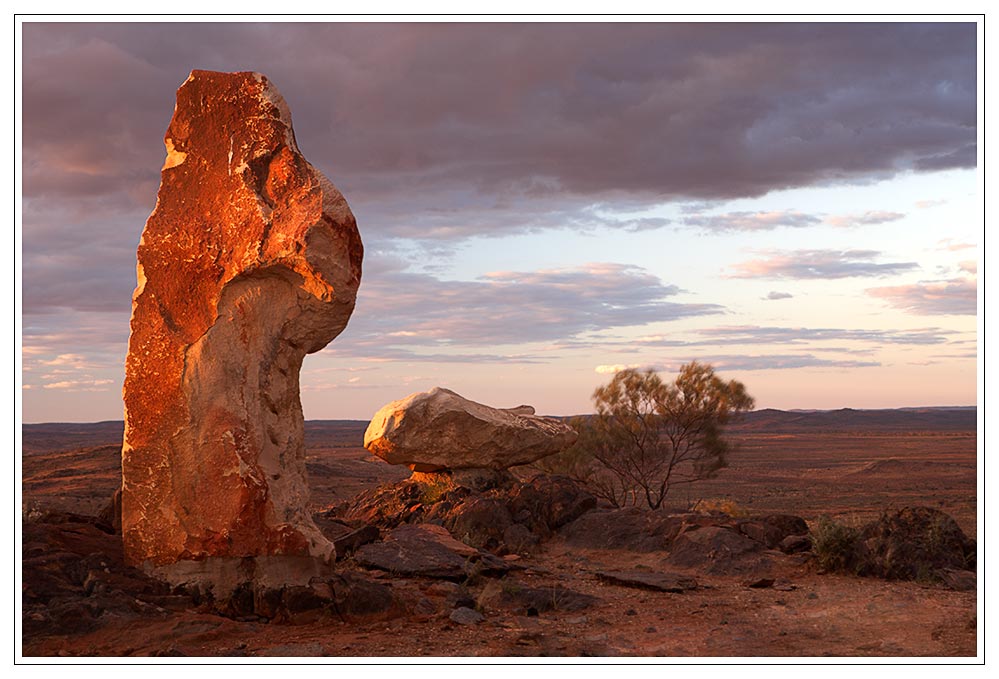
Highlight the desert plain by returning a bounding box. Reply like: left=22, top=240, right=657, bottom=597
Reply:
left=21, top=407, right=977, bottom=658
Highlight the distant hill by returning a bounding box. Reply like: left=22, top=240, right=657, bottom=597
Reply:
left=729, top=407, right=977, bottom=433
left=21, top=419, right=371, bottom=454
left=22, top=407, right=976, bottom=454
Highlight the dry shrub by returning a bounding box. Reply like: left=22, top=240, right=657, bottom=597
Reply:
left=810, top=515, right=861, bottom=572
left=690, top=498, right=750, bottom=518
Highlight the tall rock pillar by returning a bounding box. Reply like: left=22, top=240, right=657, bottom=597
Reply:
left=121, top=70, right=362, bottom=591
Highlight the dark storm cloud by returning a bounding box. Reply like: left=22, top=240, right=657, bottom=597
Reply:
left=22, top=22, right=975, bottom=230
left=727, top=249, right=919, bottom=279
left=20, top=21, right=977, bottom=371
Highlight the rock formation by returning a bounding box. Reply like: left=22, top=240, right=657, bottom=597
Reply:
left=363, top=387, right=578, bottom=472
left=121, top=70, right=362, bottom=590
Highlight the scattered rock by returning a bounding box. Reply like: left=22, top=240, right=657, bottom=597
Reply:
left=354, top=524, right=509, bottom=580
left=480, top=579, right=599, bottom=615
left=445, top=496, right=514, bottom=550
left=121, top=70, right=363, bottom=582
left=363, top=387, right=577, bottom=471
left=595, top=570, right=698, bottom=593
left=666, top=525, right=778, bottom=576
left=738, top=514, right=808, bottom=549
left=745, top=577, right=776, bottom=589
left=559, top=508, right=678, bottom=552
left=506, top=474, right=596, bottom=536
left=502, top=523, right=540, bottom=554
left=936, top=568, right=976, bottom=592
left=779, top=534, right=812, bottom=554
left=335, top=473, right=594, bottom=556
left=327, top=573, right=397, bottom=620
left=332, top=524, right=382, bottom=558
left=21, top=513, right=189, bottom=637
left=449, top=606, right=485, bottom=625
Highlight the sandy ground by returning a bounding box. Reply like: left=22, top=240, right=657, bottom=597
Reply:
left=20, top=421, right=978, bottom=658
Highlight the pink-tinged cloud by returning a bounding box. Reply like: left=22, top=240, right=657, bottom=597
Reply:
left=727, top=249, right=918, bottom=279
left=40, top=379, right=114, bottom=391
left=867, top=277, right=977, bottom=315
left=937, top=238, right=976, bottom=251
left=594, top=364, right=643, bottom=374
left=958, top=260, right=977, bottom=274
left=916, top=199, right=947, bottom=209
left=824, top=211, right=906, bottom=228
left=598, top=355, right=882, bottom=374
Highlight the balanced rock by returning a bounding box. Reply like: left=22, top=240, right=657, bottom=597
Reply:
left=363, top=387, right=577, bottom=471
left=121, top=70, right=362, bottom=587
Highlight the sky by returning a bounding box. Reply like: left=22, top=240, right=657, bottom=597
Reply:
left=18, top=21, right=981, bottom=423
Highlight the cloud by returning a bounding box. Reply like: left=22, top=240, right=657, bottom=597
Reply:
left=937, top=239, right=976, bottom=251
left=40, top=379, right=114, bottom=391
left=595, top=354, right=881, bottom=374
left=595, top=364, right=642, bottom=374
left=727, top=249, right=918, bottom=279
left=916, top=199, right=947, bottom=209
left=825, top=211, right=905, bottom=228
left=764, top=291, right=793, bottom=300
left=689, top=325, right=952, bottom=346
left=331, top=260, right=725, bottom=355
left=867, top=277, right=977, bottom=315
left=23, top=23, right=975, bottom=230
left=958, top=260, right=977, bottom=274
left=631, top=325, right=953, bottom=349
left=660, top=354, right=881, bottom=371
left=681, top=210, right=821, bottom=232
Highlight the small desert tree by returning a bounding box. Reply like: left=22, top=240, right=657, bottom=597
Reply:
left=582, top=362, right=754, bottom=509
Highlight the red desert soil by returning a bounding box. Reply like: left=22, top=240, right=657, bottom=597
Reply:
left=20, top=413, right=978, bottom=657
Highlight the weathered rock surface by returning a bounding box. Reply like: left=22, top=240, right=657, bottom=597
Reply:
left=665, top=525, right=779, bottom=576
left=449, top=606, right=485, bottom=625
left=121, top=70, right=362, bottom=584
left=354, top=524, right=511, bottom=580
left=333, top=473, right=596, bottom=556
left=477, top=579, right=599, bottom=615
left=364, top=387, right=577, bottom=471
left=594, top=570, right=699, bottom=593
left=850, top=506, right=976, bottom=580
left=737, top=515, right=809, bottom=549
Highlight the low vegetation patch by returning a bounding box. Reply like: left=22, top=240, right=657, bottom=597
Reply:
left=810, top=507, right=975, bottom=583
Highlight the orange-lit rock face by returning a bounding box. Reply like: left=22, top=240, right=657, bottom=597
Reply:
left=364, top=388, right=578, bottom=472
left=122, top=71, right=362, bottom=569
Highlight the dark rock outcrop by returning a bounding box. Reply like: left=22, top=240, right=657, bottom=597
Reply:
left=335, top=473, right=596, bottom=556
left=850, top=506, right=976, bottom=581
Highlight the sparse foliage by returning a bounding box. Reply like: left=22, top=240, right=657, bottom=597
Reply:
left=810, top=515, right=860, bottom=572
left=537, top=362, right=753, bottom=509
